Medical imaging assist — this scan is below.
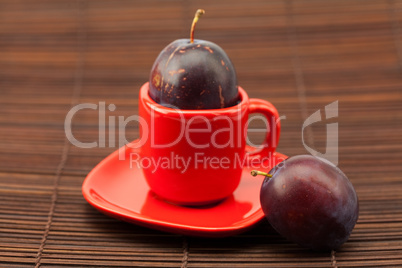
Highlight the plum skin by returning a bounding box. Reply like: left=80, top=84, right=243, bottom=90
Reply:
left=149, top=39, right=239, bottom=110
left=260, top=155, right=359, bottom=251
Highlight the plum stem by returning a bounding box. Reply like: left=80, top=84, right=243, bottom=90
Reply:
left=251, top=170, right=272, bottom=178
left=190, top=9, right=205, bottom=43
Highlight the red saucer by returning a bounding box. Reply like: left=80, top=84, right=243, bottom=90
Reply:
left=82, top=140, right=287, bottom=237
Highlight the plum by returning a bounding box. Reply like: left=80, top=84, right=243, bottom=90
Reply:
left=149, top=9, right=239, bottom=109
left=253, top=155, right=359, bottom=251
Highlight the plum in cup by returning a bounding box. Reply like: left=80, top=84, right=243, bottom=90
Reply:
left=252, top=155, right=359, bottom=251
left=149, top=9, right=239, bottom=109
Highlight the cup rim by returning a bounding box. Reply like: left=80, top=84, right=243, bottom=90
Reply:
left=140, top=82, right=249, bottom=115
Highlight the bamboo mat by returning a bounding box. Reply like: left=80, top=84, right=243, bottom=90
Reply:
left=1, top=0, right=402, bottom=267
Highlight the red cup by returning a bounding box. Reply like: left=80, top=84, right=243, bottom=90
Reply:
left=137, top=82, right=280, bottom=206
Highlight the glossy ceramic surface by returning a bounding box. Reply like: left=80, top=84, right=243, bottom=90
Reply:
left=138, top=82, right=281, bottom=205
left=82, top=140, right=287, bottom=237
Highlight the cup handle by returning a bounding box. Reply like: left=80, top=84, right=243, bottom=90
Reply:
left=245, top=98, right=281, bottom=162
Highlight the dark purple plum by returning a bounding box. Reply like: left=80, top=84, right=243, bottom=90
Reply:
left=149, top=9, right=239, bottom=110
left=253, top=155, right=359, bottom=251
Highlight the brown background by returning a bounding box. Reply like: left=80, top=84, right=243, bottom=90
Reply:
left=1, top=0, right=402, bottom=267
